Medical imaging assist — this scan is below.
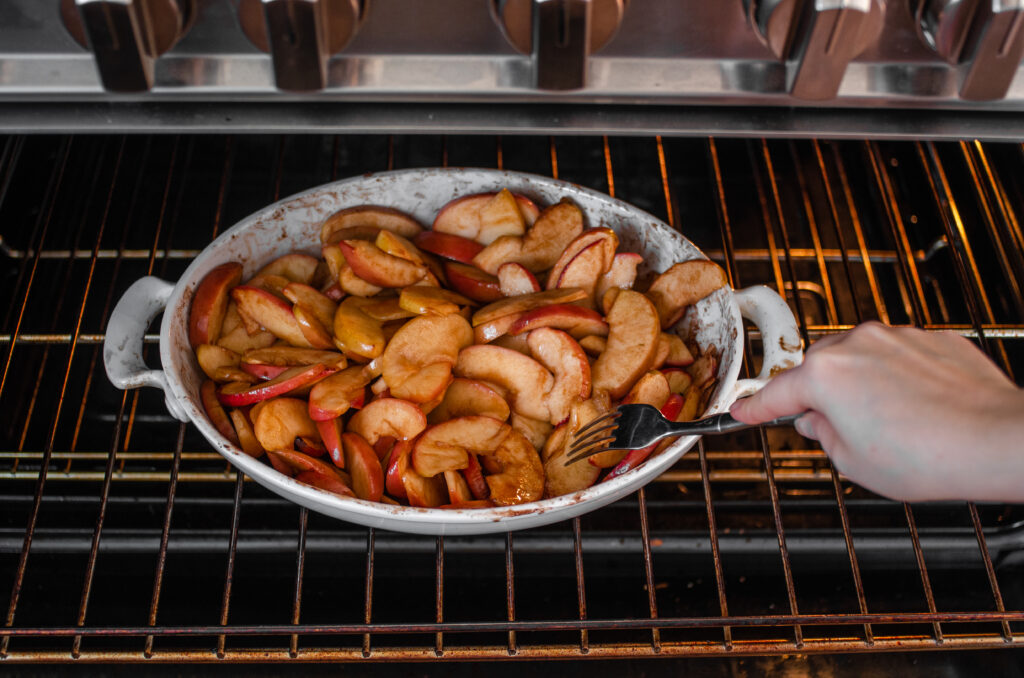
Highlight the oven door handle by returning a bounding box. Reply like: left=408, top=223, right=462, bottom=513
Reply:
left=103, top=275, right=189, bottom=422
left=729, top=285, right=804, bottom=402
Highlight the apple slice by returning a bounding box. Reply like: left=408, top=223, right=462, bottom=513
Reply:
left=255, top=253, right=320, bottom=285
left=526, top=328, right=591, bottom=425
left=662, top=333, right=695, bottom=367
left=622, top=370, right=671, bottom=408
left=472, top=287, right=587, bottom=327
left=412, top=416, right=510, bottom=478
left=399, top=287, right=472, bottom=316
left=444, top=470, right=474, bottom=504
left=385, top=439, right=412, bottom=500
left=473, top=312, right=522, bottom=344
left=243, top=347, right=346, bottom=368
left=337, top=239, right=429, bottom=289
left=510, top=413, right=552, bottom=452
left=414, top=231, right=484, bottom=264
left=546, top=228, right=618, bottom=289
left=543, top=427, right=600, bottom=497
left=189, top=262, right=243, bottom=347
left=646, top=260, right=729, bottom=328
left=678, top=384, right=702, bottom=422
left=443, top=261, right=503, bottom=303
left=381, top=313, right=473, bottom=403
left=592, top=290, right=661, bottom=399
left=508, top=304, right=609, bottom=339
left=484, top=429, right=545, bottom=506
left=293, top=304, right=335, bottom=350
left=551, top=240, right=608, bottom=307
left=472, top=200, right=585, bottom=275
left=375, top=229, right=425, bottom=264
left=241, top=363, right=288, bottom=380
left=282, top=282, right=337, bottom=329
left=320, top=205, right=424, bottom=244
left=427, top=378, right=511, bottom=424
left=341, top=432, right=384, bottom=501
left=252, top=397, right=320, bottom=452
left=322, top=244, right=384, bottom=297
left=347, top=397, right=428, bottom=446
left=662, top=368, right=693, bottom=395
left=294, top=469, right=355, bottom=498
left=231, top=285, right=311, bottom=348
left=353, top=297, right=413, bottom=323
left=295, top=436, right=327, bottom=457
left=216, top=303, right=277, bottom=354
left=333, top=296, right=386, bottom=361
left=439, top=500, right=496, bottom=509
left=201, top=379, right=240, bottom=446
left=454, top=345, right=553, bottom=421
left=491, top=333, right=532, bottom=356
left=316, top=417, right=345, bottom=467
left=308, top=365, right=371, bottom=420
left=217, top=363, right=338, bottom=407
left=433, top=189, right=535, bottom=245
left=497, top=262, right=541, bottom=296
left=228, top=409, right=265, bottom=458
left=322, top=282, right=344, bottom=301
left=651, top=333, right=671, bottom=370
left=267, top=448, right=353, bottom=495
left=462, top=452, right=490, bottom=500
left=687, top=351, right=718, bottom=389
left=196, top=344, right=241, bottom=382
left=604, top=393, right=686, bottom=481
left=595, top=252, right=643, bottom=301
left=601, top=287, right=621, bottom=316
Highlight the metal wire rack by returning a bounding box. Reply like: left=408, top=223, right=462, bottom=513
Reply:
left=0, top=133, right=1022, bottom=663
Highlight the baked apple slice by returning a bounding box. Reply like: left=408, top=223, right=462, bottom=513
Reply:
left=433, top=189, right=537, bottom=245
left=526, top=328, right=591, bottom=426
left=217, top=363, right=338, bottom=407
left=662, top=368, right=693, bottom=395
left=507, top=304, right=609, bottom=339
left=414, top=230, right=484, bottom=264
left=399, top=287, right=472, bottom=316
left=427, top=378, right=511, bottom=424
left=591, top=290, right=661, bottom=399
left=231, top=285, right=311, bottom=348
left=341, top=432, right=384, bottom=501
left=337, top=239, right=429, bottom=288
left=347, top=397, right=428, bottom=446
left=201, top=379, right=240, bottom=446
left=550, top=240, right=608, bottom=307
left=254, top=253, right=320, bottom=285
left=472, top=287, right=586, bottom=327
left=381, top=313, right=473, bottom=403
left=293, top=304, right=335, bottom=350
left=228, top=409, right=265, bottom=458
left=472, top=200, right=584, bottom=274
left=316, top=417, right=345, bottom=467
left=267, top=448, right=354, bottom=497
left=320, top=205, right=423, bottom=244
left=497, top=262, right=541, bottom=296
left=216, top=303, right=277, bottom=354
left=308, top=365, right=371, bottom=420
left=454, top=345, right=554, bottom=422
left=443, top=261, right=503, bottom=303
left=282, top=282, right=337, bottom=329
left=196, top=344, right=242, bottom=382
left=333, top=296, right=387, bottom=361
left=546, top=227, right=617, bottom=290
left=242, top=347, right=346, bottom=369
left=645, top=259, right=729, bottom=328
left=252, top=397, right=321, bottom=452
left=189, top=262, right=243, bottom=347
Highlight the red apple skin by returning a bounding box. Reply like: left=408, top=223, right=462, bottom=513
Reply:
left=462, top=452, right=490, bottom=500
left=337, top=239, right=428, bottom=288
left=507, top=304, right=609, bottom=339
left=443, top=261, right=504, bottom=303
left=189, top=262, right=243, bottom=347
left=342, top=433, right=385, bottom=502
left=295, top=470, right=355, bottom=497
left=295, top=436, right=327, bottom=457
left=216, top=363, right=337, bottom=407
left=240, top=362, right=290, bottom=381
left=385, top=439, right=413, bottom=500
left=201, top=380, right=240, bottom=446
left=604, top=394, right=686, bottom=481
left=231, top=285, right=311, bottom=348
left=316, top=418, right=345, bottom=468
left=414, top=231, right=484, bottom=264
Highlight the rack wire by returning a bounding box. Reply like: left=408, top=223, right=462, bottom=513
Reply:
left=0, top=134, right=1022, bottom=662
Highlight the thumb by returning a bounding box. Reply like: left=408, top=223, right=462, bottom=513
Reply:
left=730, top=365, right=813, bottom=424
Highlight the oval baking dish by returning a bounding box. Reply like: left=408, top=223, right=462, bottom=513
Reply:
left=103, top=168, right=802, bottom=535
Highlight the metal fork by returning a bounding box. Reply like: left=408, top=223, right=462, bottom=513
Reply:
left=565, top=404, right=802, bottom=465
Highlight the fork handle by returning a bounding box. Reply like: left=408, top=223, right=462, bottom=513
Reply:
left=668, top=412, right=803, bottom=436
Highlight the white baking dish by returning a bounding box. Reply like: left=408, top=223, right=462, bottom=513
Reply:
left=103, top=168, right=802, bottom=536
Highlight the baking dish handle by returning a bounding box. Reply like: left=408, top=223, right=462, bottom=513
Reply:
left=729, top=285, right=804, bottom=402
left=103, top=276, right=189, bottom=423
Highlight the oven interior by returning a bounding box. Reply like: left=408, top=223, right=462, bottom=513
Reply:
left=0, top=133, right=1022, bottom=662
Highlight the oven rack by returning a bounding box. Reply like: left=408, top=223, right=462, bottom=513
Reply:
left=0, top=133, right=1022, bottom=662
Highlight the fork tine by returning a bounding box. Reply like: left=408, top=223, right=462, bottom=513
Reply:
left=564, top=436, right=617, bottom=465
left=568, top=421, right=618, bottom=453
left=572, top=409, right=620, bottom=440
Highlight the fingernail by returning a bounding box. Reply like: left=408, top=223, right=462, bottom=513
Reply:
left=794, top=415, right=813, bottom=439
left=729, top=400, right=745, bottom=417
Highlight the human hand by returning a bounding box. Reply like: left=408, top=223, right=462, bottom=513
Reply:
left=730, top=322, right=1024, bottom=502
